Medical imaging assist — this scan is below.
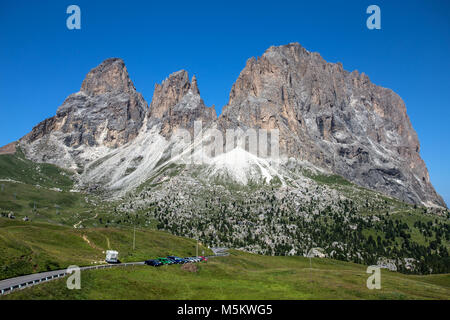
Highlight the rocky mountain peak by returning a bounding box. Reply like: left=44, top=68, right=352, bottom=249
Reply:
left=148, top=70, right=193, bottom=119
left=219, top=43, right=445, bottom=207
left=19, top=58, right=147, bottom=167
left=80, top=58, right=135, bottom=96
left=191, top=75, right=200, bottom=95
left=147, top=70, right=216, bottom=136
left=265, top=42, right=308, bottom=56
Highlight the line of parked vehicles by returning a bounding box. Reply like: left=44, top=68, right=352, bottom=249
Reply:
left=144, top=255, right=208, bottom=267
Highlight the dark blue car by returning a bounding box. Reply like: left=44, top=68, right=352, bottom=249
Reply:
left=145, top=259, right=163, bottom=267
left=167, top=256, right=186, bottom=264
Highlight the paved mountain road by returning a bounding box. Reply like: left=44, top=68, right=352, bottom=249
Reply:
left=209, top=247, right=229, bottom=257
left=0, top=262, right=144, bottom=296
left=0, top=248, right=229, bottom=296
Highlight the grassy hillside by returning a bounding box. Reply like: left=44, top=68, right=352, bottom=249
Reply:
left=0, top=218, right=211, bottom=280
left=0, top=179, right=159, bottom=231
left=0, top=148, right=73, bottom=190
left=0, top=150, right=105, bottom=227
left=2, top=250, right=449, bottom=300
left=143, top=169, right=450, bottom=274
left=0, top=181, right=92, bottom=224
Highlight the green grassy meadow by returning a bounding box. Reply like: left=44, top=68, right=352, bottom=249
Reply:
left=2, top=250, right=449, bottom=300
left=0, top=148, right=73, bottom=190
left=0, top=218, right=211, bottom=280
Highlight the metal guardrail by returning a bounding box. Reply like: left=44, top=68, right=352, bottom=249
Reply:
left=1, top=272, right=67, bottom=295
left=0, top=251, right=228, bottom=296
left=0, top=262, right=144, bottom=296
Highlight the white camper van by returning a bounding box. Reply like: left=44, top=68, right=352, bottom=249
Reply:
left=105, top=250, right=119, bottom=263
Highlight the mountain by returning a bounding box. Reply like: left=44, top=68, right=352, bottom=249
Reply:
left=218, top=43, right=444, bottom=207
left=1, top=43, right=449, bottom=274
left=147, top=70, right=216, bottom=137
left=19, top=58, right=148, bottom=170
left=12, top=43, right=445, bottom=208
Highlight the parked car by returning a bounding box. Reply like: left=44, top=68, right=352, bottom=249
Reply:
left=167, top=256, right=186, bottom=264
left=166, top=256, right=177, bottom=264
left=145, top=259, right=162, bottom=267
left=199, top=256, right=208, bottom=262
left=157, top=257, right=171, bottom=265
left=183, top=257, right=195, bottom=263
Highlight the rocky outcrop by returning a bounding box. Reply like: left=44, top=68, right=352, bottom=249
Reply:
left=219, top=43, right=445, bottom=207
left=19, top=58, right=148, bottom=166
left=0, top=142, right=16, bottom=155
left=147, top=70, right=216, bottom=137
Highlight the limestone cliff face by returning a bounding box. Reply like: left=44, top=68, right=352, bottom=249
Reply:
left=147, top=70, right=216, bottom=137
left=19, top=58, right=148, bottom=166
left=219, top=43, right=445, bottom=207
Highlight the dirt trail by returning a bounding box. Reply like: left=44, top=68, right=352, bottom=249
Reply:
left=78, top=233, right=105, bottom=255
left=105, top=236, right=111, bottom=249
left=81, top=234, right=100, bottom=250
left=73, top=212, right=98, bottom=229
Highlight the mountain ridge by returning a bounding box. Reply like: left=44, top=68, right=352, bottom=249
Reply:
left=2, top=43, right=446, bottom=208
left=218, top=43, right=445, bottom=207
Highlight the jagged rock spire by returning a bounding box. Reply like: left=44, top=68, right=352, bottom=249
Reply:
left=81, top=58, right=136, bottom=96
left=191, top=75, right=200, bottom=95
left=20, top=58, right=147, bottom=164
left=148, top=70, right=191, bottom=119
left=147, top=70, right=216, bottom=136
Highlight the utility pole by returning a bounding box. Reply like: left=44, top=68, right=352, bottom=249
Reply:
left=133, top=225, right=136, bottom=250
left=196, top=239, right=199, bottom=257
left=307, top=248, right=313, bottom=284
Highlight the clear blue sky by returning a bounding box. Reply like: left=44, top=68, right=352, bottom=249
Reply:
left=0, top=0, right=449, bottom=205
